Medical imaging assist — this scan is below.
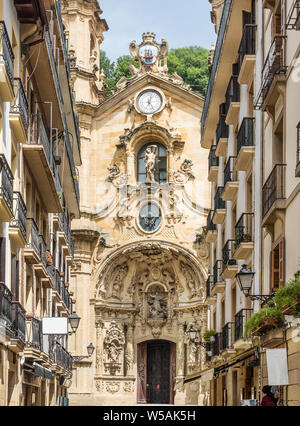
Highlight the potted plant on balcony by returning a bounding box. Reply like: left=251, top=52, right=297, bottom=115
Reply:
left=242, top=233, right=252, bottom=242
left=244, top=307, right=284, bottom=339
left=274, top=279, right=300, bottom=316
left=203, top=329, right=216, bottom=343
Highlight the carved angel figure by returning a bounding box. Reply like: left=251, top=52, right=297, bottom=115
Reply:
left=180, top=159, right=195, bottom=179
left=144, top=145, right=157, bottom=182
left=107, top=163, right=120, bottom=181
left=111, top=263, right=128, bottom=298
left=180, top=261, right=197, bottom=298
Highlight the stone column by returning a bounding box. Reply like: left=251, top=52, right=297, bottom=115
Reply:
left=126, top=151, right=136, bottom=185
left=95, top=320, right=104, bottom=375
left=176, top=322, right=185, bottom=376
left=125, top=323, right=134, bottom=376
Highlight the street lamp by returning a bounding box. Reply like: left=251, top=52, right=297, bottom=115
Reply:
left=72, top=343, right=95, bottom=363
left=187, top=325, right=207, bottom=348
left=236, top=265, right=273, bottom=303
left=68, top=312, right=81, bottom=334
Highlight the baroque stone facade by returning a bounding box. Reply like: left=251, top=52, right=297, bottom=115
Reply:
left=64, top=2, right=210, bottom=405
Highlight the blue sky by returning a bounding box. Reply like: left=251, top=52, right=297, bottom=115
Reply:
left=99, top=0, right=216, bottom=63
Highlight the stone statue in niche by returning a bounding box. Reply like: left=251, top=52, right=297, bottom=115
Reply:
left=110, top=263, right=128, bottom=299
left=147, top=291, right=168, bottom=319
left=144, top=145, right=157, bottom=182
left=103, top=321, right=125, bottom=375
left=180, top=261, right=197, bottom=299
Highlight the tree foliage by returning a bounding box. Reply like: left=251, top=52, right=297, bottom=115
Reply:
left=100, top=46, right=209, bottom=98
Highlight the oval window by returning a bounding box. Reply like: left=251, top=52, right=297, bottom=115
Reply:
left=139, top=203, right=161, bottom=233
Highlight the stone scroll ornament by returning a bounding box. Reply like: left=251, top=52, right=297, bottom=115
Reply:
left=174, top=159, right=195, bottom=183
left=103, top=321, right=125, bottom=376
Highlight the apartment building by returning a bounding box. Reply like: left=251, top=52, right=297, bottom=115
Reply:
left=0, top=0, right=80, bottom=405
left=202, top=0, right=300, bottom=406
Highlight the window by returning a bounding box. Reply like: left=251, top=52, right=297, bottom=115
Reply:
left=139, top=203, right=161, bottom=233
left=137, top=142, right=167, bottom=184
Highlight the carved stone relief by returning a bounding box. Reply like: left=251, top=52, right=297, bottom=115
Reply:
left=103, top=321, right=125, bottom=375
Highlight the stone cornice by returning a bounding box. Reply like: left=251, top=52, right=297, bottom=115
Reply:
left=95, top=74, right=204, bottom=117
left=71, top=229, right=100, bottom=241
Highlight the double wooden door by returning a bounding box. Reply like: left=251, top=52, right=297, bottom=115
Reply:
left=137, top=340, right=176, bottom=404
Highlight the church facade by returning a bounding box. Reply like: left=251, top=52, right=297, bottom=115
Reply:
left=62, top=0, right=211, bottom=406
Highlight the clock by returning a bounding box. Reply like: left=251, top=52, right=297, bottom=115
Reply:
left=137, top=89, right=163, bottom=114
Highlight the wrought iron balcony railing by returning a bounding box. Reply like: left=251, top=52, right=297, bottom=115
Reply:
left=222, top=239, right=237, bottom=266
left=26, top=218, right=40, bottom=256
left=238, top=24, right=257, bottom=72
left=225, top=75, right=240, bottom=117
left=45, top=30, right=64, bottom=111
left=214, top=186, right=225, bottom=210
left=38, top=235, right=47, bottom=269
left=213, top=260, right=223, bottom=287
left=206, top=275, right=214, bottom=298
left=216, top=117, right=229, bottom=146
left=209, top=145, right=219, bottom=171
left=25, top=315, right=42, bottom=351
left=211, top=332, right=222, bottom=357
left=255, top=36, right=287, bottom=109
left=54, top=341, right=72, bottom=371
left=206, top=209, right=216, bottom=232
left=10, top=78, right=28, bottom=130
left=223, top=156, right=237, bottom=187
left=0, top=153, right=14, bottom=214
left=262, top=164, right=286, bottom=218
left=59, top=210, right=74, bottom=257
left=286, top=0, right=300, bottom=30
left=11, top=301, right=26, bottom=344
left=10, top=192, right=27, bottom=241
left=221, top=322, right=234, bottom=351
left=0, top=282, right=12, bottom=327
left=0, top=21, right=14, bottom=88
left=237, top=117, right=255, bottom=157
left=234, top=212, right=254, bottom=247
left=201, top=0, right=232, bottom=134
left=234, top=308, right=253, bottom=341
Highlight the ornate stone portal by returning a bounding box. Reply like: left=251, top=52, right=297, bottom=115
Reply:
left=68, top=30, right=210, bottom=406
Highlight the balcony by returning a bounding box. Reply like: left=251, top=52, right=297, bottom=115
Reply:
left=58, top=211, right=74, bottom=258
left=235, top=117, right=255, bottom=171
left=212, top=187, right=226, bottom=225
left=205, top=209, right=217, bottom=243
left=0, top=22, right=14, bottom=101
left=212, top=260, right=225, bottom=295
left=286, top=0, right=300, bottom=30
left=225, top=75, right=240, bottom=126
left=52, top=269, right=71, bottom=315
left=221, top=240, right=238, bottom=279
left=211, top=332, right=222, bottom=360
left=233, top=308, right=253, bottom=350
left=255, top=36, right=286, bottom=112
left=25, top=315, right=42, bottom=359
left=206, top=275, right=217, bottom=306
left=9, top=192, right=27, bottom=249
left=24, top=218, right=40, bottom=264
left=0, top=154, right=14, bottom=222
left=53, top=341, right=73, bottom=373
left=208, top=145, right=219, bottom=182
left=215, top=117, right=228, bottom=157
left=262, top=164, right=286, bottom=226
left=221, top=322, right=236, bottom=356
left=33, top=235, right=50, bottom=287
left=9, top=301, right=26, bottom=352
left=233, top=213, right=254, bottom=260
left=201, top=0, right=252, bottom=148
left=23, top=116, right=62, bottom=213
left=0, top=283, right=13, bottom=341
left=9, top=78, right=28, bottom=143
left=238, top=24, right=256, bottom=85
left=222, top=156, right=239, bottom=201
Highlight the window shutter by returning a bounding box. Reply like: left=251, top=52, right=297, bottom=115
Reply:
left=271, top=246, right=280, bottom=291
left=279, top=237, right=285, bottom=286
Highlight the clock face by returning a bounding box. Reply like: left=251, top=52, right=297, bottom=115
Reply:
left=137, top=90, right=163, bottom=114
